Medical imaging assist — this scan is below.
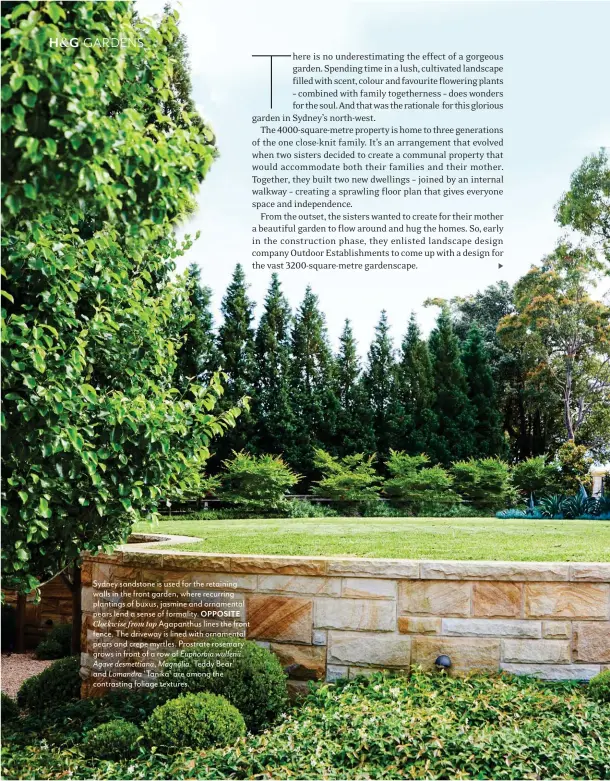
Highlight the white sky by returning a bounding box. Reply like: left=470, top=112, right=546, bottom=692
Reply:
left=137, top=0, right=610, bottom=351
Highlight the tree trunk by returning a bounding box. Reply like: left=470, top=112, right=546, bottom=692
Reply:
left=71, top=562, right=82, bottom=656
left=15, top=592, right=26, bottom=653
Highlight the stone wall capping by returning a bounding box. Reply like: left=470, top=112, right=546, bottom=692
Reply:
left=419, top=561, right=571, bottom=582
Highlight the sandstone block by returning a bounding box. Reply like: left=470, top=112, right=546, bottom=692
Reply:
left=246, top=595, right=312, bottom=643
left=341, top=578, right=396, bottom=600
left=569, top=563, right=610, bottom=582
left=399, top=580, right=470, bottom=617
left=501, top=663, right=600, bottom=681
left=328, top=631, right=411, bottom=667
left=160, top=553, right=231, bottom=572
left=397, top=616, right=441, bottom=635
left=573, top=622, right=610, bottom=663
left=257, top=575, right=340, bottom=596
left=326, top=664, right=348, bottom=681
left=420, top=561, right=569, bottom=582
left=473, top=582, right=522, bottom=618
left=542, top=621, right=571, bottom=639
left=348, top=667, right=387, bottom=679
left=442, top=618, right=541, bottom=638
left=412, top=636, right=500, bottom=673
left=287, top=680, right=310, bottom=700
left=270, top=643, right=326, bottom=680
left=525, top=583, right=609, bottom=619
left=231, top=555, right=327, bottom=576
left=314, top=597, right=395, bottom=631
left=328, top=559, right=418, bottom=579
left=503, top=639, right=571, bottom=664
left=312, top=629, right=327, bottom=645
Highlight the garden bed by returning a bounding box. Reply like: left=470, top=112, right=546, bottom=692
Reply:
left=133, top=516, right=610, bottom=562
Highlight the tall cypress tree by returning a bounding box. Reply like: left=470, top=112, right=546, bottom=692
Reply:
left=462, top=323, right=506, bottom=457
left=175, top=263, right=219, bottom=390
left=362, top=311, right=403, bottom=460
left=396, top=313, right=437, bottom=454
left=253, top=273, right=296, bottom=457
left=428, top=307, right=476, bottom=463
left=289, top=287, right=339, bottom=480
left=215, top=264, right=256, bottom=460
left=335, top=320, right=375, bottom=455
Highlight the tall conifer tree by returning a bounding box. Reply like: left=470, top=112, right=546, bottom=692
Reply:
left=289, top=287, right=339, bottom=479
left=462, top=323, right=506, bottom=457
left=362, top=311, right=403, bottom=460
left=335, top=320, right=375, bottom=455
left=175, top=263, right=219, bottom=389
left=396, top=313, right=437, bottom=454
left=428, top=308, right=476, bottom=463
left=253, top=274, right=295, bottom=457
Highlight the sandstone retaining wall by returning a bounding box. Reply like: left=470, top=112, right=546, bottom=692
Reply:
left=80, top=549, right=610, bottom=695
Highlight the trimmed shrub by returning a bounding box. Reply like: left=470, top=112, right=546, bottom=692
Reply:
left=451, top=458, right=514, bottom=512
left=1, top=691, right=20, bottom=722
left=219, top=451, right=301, bottom=513
left=384, top=451, right=459, bottom=515
left=588, top=669, right=610, bottom=703
left=17, top=656, right=81, bottom=712
left=312, top=450, right=382, bottom=514
left=82, top=719, right=141, bottom=760
left=511, top=456, right=559, bottom=500
left=159, top=636, right=288, bottom=731
left=35, top=638, right=64, bottom=660
left=555, top=441, right=593, bottom=494
left=143, top=692, right=245, bottom=752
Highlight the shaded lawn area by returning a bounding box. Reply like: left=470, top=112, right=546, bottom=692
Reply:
left=133, top=516, right=610, bottom=561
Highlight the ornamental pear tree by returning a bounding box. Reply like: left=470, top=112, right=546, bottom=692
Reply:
left=1, top=1, right=241, bottom=593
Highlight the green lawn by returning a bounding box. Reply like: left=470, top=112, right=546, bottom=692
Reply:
left=133, top=516, right=610, bottom=561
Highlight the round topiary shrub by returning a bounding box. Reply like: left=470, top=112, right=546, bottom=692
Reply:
left=159, top=636, right=288, bottom=731
left=17, top=655, right=81, bottom=712
left=35, top=637, right=65, bottom=660
left=143, top=692, right=245, bottom=752
left=1, top=691, right=20, bottom=722
left=82, top=719, right=141, bottom=760
left=588, top=669, right=610, bottom=703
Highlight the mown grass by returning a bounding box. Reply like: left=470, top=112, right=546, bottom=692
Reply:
left=133, top=516, right=610, bottom=561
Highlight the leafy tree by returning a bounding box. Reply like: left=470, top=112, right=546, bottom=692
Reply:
left=252, top=274, right=295, bottom=458
left=556, top=148, right=610, bottom=258
left=555, top=441, right=593, bottom=494
left=428, top=308, right=476, bottom=463
left=1, top=2, right=240, bottom=593
left=395, top=314, right=437, bottom=454
left=334, top=320, right=375, bottom=456
left=289, top=287, right=339, bottom=479
left=311, top=449, right=381, bottom=513
left=174, top=263, right=219, bottom=389
left=219, top=452, right=300, bottom=514
left=215, top=264, right=256, bottom=459
left=451, top=459, right=514, bottom=512
left=384, top=451, right=457, bottom=515
left=362, top=311, right=403, bottom=460
left=498, top=244, right=610, bottom=443
left=462, top=324, right=506, bottom=458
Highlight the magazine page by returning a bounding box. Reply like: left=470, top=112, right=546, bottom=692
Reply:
left=1, top=0, right=609, bottom=779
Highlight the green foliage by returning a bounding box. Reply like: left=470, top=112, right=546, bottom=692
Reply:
left=1, top=1, right=241, bottom=592
left=428, top=307, right=476, bottom=463
left=17, top=656, right=81, bottom=712
left=384, top=451, right=458, bottom=515
left=511, top=456, right=559, bottom=499
left=36, top=623, right=72, bottom=659
left=555, top=441, right=593, bottom=494
left=1, top=691, right=19, bottom=723
left=538, top=494, right=567, bottom=519
left=462, top=323, right=506, bottom=458
left=312, top=449, right=382, bottom=511
left=143, top=692, right=245, bottom=753
left=159, top=637, right=288, bottom=732
left=285, top=500, right=339, bottom=518
left=496, top=508, right=529, bottom=519
left=588, top=669, right=610, bottom=703
left=82, top=719, right=141, bottom=761
left=219, top=451, right=300, bottom=513
left=451, top=458, right=514, bottom=512
left=6, top=671, right=607, bottom=779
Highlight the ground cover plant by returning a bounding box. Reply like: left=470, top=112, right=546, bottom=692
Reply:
left=135, top=516, right=610, bottom=561
left=2, top=670, right=609, bottom=779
